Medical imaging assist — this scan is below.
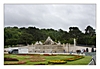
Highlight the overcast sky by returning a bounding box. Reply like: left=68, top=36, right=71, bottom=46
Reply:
left=4, top=4, right=96, bottom=32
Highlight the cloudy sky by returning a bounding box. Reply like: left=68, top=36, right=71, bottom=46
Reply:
left=4, top=4, right=96, bottom=32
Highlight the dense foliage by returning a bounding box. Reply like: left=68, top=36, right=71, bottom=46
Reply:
left=4, top=25, right=96, bottom=48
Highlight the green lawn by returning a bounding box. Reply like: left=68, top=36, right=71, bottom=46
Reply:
left=4, top=54, right=92, bottom=65
left=66, top=56, right=92, bottom=65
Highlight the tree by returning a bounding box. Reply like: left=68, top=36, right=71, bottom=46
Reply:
left=4, top=25, right=96, bottom=47
left=85, top=25, right=95, bottom=36
left=4, top=27, right=20, bottom=47
left=69, top=27, right=82, bottom=38
left=5, top=39, right=18, bottom=47
left=18, top=33, right=33, bottom=45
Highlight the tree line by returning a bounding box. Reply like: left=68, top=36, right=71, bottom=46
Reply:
left=4, top=25, right=96, bottom=48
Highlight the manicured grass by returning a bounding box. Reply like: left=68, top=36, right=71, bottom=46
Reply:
left=4, top=54, right=92, bottom=65
left=44, top=56, right=75, bottom=61
left=65, top=56, right=91, bottom=65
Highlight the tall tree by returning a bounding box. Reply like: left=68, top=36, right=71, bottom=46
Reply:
left=85, top=25, right=95, bottom=36
left=69, top=27, right=82, bottom=38
left=18, top=33, right=33, bottom=45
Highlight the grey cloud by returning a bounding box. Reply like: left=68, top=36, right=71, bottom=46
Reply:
left=4, top=4, right=96, bottom=32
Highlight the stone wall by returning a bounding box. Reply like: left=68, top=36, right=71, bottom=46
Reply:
left=28, top=45, right=65, bottom=53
